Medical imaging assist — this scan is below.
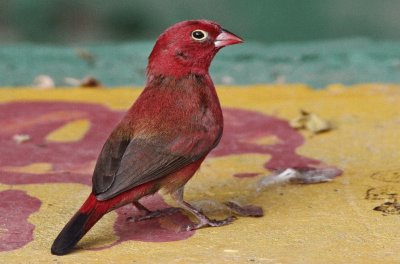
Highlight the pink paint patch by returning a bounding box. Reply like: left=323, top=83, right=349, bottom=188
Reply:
left=213, top=108, right=334, bottom=172
left=115, top=195, right=193, bottom=242
left=0, top=103, right=340, bottom=185
left=0, top=102, right=122, bottom=185
left=0, top=102, right=341, bottom=249
left=0, top=190, right=41, bottom=252
left=234, top=173, right=261, bottom=178
left=90, top=194, right=194, bottom=250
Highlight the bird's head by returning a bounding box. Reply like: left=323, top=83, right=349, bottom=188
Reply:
left=147, top=20, right=243, bottom=79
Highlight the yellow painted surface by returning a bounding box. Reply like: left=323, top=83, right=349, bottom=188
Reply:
left=1, top=84, right=400, bottom=264
left=46, top=119, right=90, bottom=142
left=2, top=163, right=53, bottom=175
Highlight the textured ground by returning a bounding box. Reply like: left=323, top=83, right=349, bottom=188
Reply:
left=0, top=85, right=399, bottom=263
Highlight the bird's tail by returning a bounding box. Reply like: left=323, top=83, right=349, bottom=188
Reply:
left=51, top=193, right=109, bottom=255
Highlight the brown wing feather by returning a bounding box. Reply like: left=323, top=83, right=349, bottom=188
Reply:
left=92, top=136, right=131, bottom=194
left=93, top=138, right=207, bottom=201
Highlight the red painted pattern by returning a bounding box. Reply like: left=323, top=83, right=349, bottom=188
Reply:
left=214, top=108, right=321, bottom=170
left=0, top=101, right=340, bottom=251
left=0, top=102, right=122, bottom=185
left=0, top=190, right=41, bottom=251
left=90, top=195, right=193, bottom=250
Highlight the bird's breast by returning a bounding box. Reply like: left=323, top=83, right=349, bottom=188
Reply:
left=126, top=74, right=223, bottom=152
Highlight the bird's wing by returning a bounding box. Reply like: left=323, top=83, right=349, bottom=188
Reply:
left=92, top=135, right=131, bottom=195
left=92, top=136, right=211, bottom=201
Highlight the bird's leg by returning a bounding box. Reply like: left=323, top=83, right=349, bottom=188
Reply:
left=127, top=200, right=181, bottom=222
left=171, top=187, right=236, bottom=231
left=132, top=201, right=152, bottom=214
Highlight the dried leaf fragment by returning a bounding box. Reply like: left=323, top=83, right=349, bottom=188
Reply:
left=64, top=76, right=102, bottom=88
left=33, top=75, right=55, bottom=89
left=12, top=134, right=31, bottom=144
left=373, top=201, right=400, bottom=215
left=290, top=110, right=332, bottom=133
left=257, top=167, right=341, bottom=191
left=80, top=76, right=102, bottom=88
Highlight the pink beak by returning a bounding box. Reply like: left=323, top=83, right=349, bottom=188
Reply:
left=214, top=29, right=243, bottom=48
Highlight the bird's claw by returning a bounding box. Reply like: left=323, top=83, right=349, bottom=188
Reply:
left=185, top=215, right=237, bottom=231
left=127, top=207, right=181, bottom=222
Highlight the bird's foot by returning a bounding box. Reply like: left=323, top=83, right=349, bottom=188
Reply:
left=225, top=201, right=264, bottom=217
left=185, top=215, right=236, bottom=231
left=127, top=207, right=181, bottom=222
left=170, top=187, right=237, bottom=231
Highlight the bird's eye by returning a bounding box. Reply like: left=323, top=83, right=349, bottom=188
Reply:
left=191, top=30, right=208, bottom=41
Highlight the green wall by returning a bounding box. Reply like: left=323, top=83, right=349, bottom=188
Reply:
left=1, top=0, right=400, bottom=44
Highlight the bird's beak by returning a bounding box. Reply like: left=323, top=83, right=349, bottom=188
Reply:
left=214, top=29, right=243, bottom=48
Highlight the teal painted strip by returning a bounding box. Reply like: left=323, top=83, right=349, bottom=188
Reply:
left=1, top=39, right=400, bottom=88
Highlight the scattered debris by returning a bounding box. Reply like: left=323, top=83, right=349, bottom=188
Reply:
left=33, top=75, right=55, bottom=89
left=365, top=186, right=398, bottom=201
left=12, top=134, right=31, bottom=144
left=221, top=75, right=234, bottom=84
left=80, top=76, right=102, bottom=88
left=288, top=168, right=340, bottom=184
left=257, top=168, right=339, bottom=192
left=365, top=186, right=400, bottom=215
left=225, top=201, right=264, bottom=217
left=373, top=201, right=400, bottom=215
left=75, top=48, right=96, bottom=66
left=64, top=76, right=102, bottom=88
left=290, top=110, right=332, bottom=134
left=64, top=77, right=81, bottom=86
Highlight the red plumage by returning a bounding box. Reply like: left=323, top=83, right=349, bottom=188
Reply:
left=51, top=20, right=243, bottom=255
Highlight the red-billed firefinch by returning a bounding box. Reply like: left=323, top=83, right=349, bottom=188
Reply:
left=51, top=20, right=243, bottom=256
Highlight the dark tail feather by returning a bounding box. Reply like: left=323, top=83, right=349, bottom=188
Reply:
left=51, top=193, right=108, bottom=255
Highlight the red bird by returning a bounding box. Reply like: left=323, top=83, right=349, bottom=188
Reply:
left=51, top=20, right=243, bottom=255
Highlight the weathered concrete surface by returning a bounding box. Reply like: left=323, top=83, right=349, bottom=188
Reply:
left=0, top=85, right=399, bottom=263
